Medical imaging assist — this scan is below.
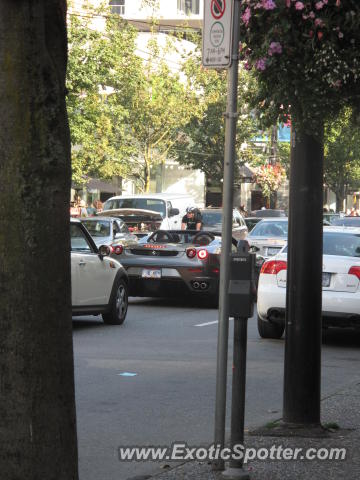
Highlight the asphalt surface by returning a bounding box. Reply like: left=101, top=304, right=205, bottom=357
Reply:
left=72, top=298, right=360, bottom=480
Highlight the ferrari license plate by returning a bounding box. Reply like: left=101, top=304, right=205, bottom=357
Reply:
left=142, top=269, right=161, bottom=279
left=322, top=272, right=331, bottom=287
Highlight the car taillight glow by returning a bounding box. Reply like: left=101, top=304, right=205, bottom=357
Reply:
left=348, top=266, right=360, bottom=280
left=260, top=260, right=287, bottom=275
left=112, top=245, right=123, bottom=255
left=186, top=247, right=197, bottom=258
left=197, top=249, right=209, bottom=260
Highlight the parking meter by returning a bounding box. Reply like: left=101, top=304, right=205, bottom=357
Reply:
left=228, top=240, right=256, bottom=318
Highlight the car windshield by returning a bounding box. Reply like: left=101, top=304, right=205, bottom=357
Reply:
left=201, top=211, right=222, bottom=226
left=82, top=219, right=111, bottom=237
left=253, top=209, right=286, bottom=217
left=245, top=218, right=261, bottom=231
left=282, top=232, right=360, bottom=257
left=249, top=220, right=288, bottom=237
left=323, top=232, right=360, bottom=257
left=103, top=198, right=166, bottom=217
left=332, top=217, right=360, bottom=227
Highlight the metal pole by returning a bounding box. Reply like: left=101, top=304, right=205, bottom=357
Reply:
left=222, top=317, right=250, bottom=479
left=283, top=128, right=323, bottom=425
left=213, top=0, right=241, bottom=471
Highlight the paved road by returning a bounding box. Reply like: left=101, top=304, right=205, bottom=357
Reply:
left=73, top=298, right=360, bottom=480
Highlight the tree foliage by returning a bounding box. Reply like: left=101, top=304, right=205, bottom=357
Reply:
left=239, top=1, right=360, bottom=134
left=324, top=107, right=360, bottom=210
left=127, top=33, right=199, bottom=191
left=67, top=3, right=142, bottom=185
left=171, top=42, right=260, bottom=186
left=67, top=3, right=198, bottom=191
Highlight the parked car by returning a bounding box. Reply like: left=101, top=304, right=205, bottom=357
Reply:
left=257, top=227, right=360, bottom=339
left=71, top=218, right=129, bottom=324
left=244, top=217, right=262, bottom=232
left=200, top=207, right=248, bottom=240
left=251, top=209, right=286, bottom=218
left=331, top=216, right=360, bottom=227
left=247, top=218, right=288, bottom=259
left=80, top=216, right=138, bottom=249
left=110, top=229, right=238, bottom=304
left=323, top=212, right=341, bottom=225
left=101, top=193, right=197, bottom=235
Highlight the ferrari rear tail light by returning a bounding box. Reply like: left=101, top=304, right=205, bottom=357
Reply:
left=197, top=249, right=209, bottom=260
left=186, top=247, right=197, bottom=259
left=260, top=260, right=287, bottom=275
left=348, top=266, right=360, bottom=280
left=112, top=245, right=123, bottom=255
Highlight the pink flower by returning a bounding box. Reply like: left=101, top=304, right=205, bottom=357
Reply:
left=317, top=31, right=323, bottom=40
left=338, top=31, right=344, bottom=39
left=295, top=2, right=304, bottom=10
left=262, top=0, right=277, bottom=9
left=314, top=18, right=324, bottom=27
left=255, top=58, right=267, bottom=71
left=244, top=61, right=252, bottom=71
left=336, top=0, right=341, bottom=5
left=309, top=11, right=315, bottom=18
left=286, top=0, right=291, bottom=6
left=241, top=7, right=251, bottom=26
left=268, top=41, right=282, bottom=55
left=315, top=1, right=324, bottom=10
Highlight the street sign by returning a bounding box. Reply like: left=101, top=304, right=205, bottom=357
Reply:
left=202, top=0, right=233, bottom=69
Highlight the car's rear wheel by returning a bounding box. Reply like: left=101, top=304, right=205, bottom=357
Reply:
left=102, top=279, right=128, bottom=325
left=257, top=314, right=284, bottom=339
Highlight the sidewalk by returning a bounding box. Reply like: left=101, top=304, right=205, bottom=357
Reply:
left=142, top=382, right=360, bottom=480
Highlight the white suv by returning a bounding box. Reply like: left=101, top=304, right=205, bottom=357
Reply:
left=71, top=219, right=128, bottom=324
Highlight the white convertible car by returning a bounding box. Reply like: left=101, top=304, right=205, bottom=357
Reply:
left=71, top=218, right=129, bottom=325
left=257, top=227, right=360, bottom=338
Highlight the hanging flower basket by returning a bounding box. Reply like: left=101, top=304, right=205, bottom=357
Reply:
left=239, top=0, right=360, bottom=133
left=254, top=163, right=287, bottom=201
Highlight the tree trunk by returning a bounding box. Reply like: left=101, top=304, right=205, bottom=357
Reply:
left=0, top=2, right=78, bottom=479
left=144, top=148, right=151, bottom=192
left=335, top=188, right=345, bottom=213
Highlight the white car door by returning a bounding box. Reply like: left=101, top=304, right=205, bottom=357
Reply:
left=167, top=201, right=181, bottom=229
left=71, top=223, right=115, bottom=306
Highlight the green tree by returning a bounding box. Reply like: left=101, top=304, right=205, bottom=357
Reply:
left=324, top=108, right=360, bottom=211
left=128, top=34, right=198, bottom=191
left=0, top=1, right=78, bottom=478
left=67, top=3, right=142, bottom=185
left=171, top=43, right=259, bottom=186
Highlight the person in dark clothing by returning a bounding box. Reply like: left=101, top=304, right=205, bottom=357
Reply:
left=181, top=206, right=202, bottom=231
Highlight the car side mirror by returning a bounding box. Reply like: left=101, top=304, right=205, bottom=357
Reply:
left=249, top=245, right=260, bottom=253
left=98, top=245, right=111, bottom=259
left=169, top=208, right=179, bottom=217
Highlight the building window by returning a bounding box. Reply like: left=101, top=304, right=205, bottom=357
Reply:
left=109, top=0, right=125, bottom=15
left=177, top=0, right=200, bottom=15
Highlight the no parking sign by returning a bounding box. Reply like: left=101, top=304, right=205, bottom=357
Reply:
left=202, top=0, right=233, bottom=68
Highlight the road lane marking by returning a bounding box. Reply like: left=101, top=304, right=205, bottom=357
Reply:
left=194, top=319, right=234, bottom=327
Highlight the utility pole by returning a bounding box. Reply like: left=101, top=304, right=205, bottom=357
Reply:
left=283, top=128, right=324, bottom=426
